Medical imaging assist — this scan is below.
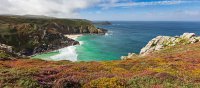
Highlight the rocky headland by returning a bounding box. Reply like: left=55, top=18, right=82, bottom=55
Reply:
left=92, top=21, right=112, bottom=25
left=122, top=33, right=200, bottom=59
left=0, top=15, right=107, bottom=57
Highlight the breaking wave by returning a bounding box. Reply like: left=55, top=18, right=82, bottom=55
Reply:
left=79, top=41, right=84, bottom=45
left=50, top=46, right=78, bottom=62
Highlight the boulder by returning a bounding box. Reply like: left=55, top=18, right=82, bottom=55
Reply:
left=181, top=33, right=195, bottom=39
left=140, top=36, right=171, bottom=55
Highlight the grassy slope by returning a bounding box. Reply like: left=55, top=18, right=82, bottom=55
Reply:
left=0, top=15, right=96, bottom=36
left=0, top=16, right=95, bottom=37
left=0, top=16, right=96, bottom=35
left=0, top=15, right=92, bottom=26
left=1, top=43, right=200, bottom=87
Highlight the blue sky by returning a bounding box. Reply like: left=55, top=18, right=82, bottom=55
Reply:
left=79, top=0, right=200, bottom=21
left=0, top=0, right=200, bottom=21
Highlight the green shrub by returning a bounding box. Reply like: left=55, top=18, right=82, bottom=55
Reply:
left=127, top=76, right=161, bottom=88
left=84, top=77, right=126, bottom=88
left=127, top=76, right=200, bottom=88
left=0, top=50, right=10, bottom=59
left=18, top=78, right=41, bottom=88
left=53, top=78, right=81, bottom=88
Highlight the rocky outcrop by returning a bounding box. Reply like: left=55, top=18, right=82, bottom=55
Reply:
left=140, top=33, right=200, bottom=55
left=121, top=33, right=200, bottom=60
left=0, top=15, right=107, bottom=56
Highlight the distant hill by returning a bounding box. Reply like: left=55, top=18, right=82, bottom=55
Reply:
left=22, top=15, right=56, bottom=19
left=0, top=14, right=55, bottom=19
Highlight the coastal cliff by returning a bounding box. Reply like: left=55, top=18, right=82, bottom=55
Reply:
left=0, top=15, right=107, bottom=56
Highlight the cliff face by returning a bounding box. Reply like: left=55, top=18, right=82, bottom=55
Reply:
left=0, top=15, right=106, bottom=56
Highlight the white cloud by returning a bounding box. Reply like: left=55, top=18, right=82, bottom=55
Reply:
left=0, top=0, right=198, bottom=20
left=99, top=0, right=187, bottom=8
left=0, top=0, right=100, bottom=18
left=183, top=10, right=200, bottom=16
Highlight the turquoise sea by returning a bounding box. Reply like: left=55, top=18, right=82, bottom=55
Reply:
left=33, top=21, right=200, bottom=61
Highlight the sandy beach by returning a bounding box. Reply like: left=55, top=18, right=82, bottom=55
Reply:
left=65, top=34, right=83, bottom=40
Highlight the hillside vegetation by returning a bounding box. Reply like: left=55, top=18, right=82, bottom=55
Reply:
left=1, top=42, right=200, bottom=88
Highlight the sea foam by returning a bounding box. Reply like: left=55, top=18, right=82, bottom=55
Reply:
left=49, top=46, right=78, bottom=62
left=105, top=31, right=113, bottom=36
left=79, top=41, right=84, bottom=45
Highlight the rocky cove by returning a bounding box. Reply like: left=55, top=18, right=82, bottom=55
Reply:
left=0, top=15, right=107, bottom=58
